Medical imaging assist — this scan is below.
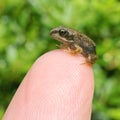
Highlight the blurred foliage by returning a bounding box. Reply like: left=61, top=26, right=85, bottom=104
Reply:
left=0, top=0, right=120, bottom=119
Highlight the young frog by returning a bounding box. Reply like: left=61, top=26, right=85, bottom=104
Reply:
left=50, top=26, right=97, bottom=64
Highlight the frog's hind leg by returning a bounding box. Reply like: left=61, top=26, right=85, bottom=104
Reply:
left=79, top=54, right=93, bottom=65
left=86, top=54, right=97, bottom=64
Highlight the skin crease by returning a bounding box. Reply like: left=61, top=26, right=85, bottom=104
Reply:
left=3, top=50, right=94, bottom=120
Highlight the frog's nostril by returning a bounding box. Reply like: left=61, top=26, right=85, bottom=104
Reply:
left=50, top=29, right=58, bottom=36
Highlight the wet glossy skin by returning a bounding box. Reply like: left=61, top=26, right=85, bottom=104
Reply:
left=50, top=26, right=97, bottom=64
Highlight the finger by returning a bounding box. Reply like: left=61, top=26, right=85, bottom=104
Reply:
left=3, top=50, right=94, bottom=120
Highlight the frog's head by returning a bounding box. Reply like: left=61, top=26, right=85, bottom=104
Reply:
left=50, top=26, right=75, bottom=44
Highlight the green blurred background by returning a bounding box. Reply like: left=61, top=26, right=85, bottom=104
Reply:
left=0, top=0, right=120, bottom=119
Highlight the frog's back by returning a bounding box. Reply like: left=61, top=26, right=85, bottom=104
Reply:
left=74, top=32, right=96, bottom=55
left=77, top=32, right=97, bottom=63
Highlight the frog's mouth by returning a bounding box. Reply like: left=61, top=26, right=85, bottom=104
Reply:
left=50, top=30, right=74, bottom=44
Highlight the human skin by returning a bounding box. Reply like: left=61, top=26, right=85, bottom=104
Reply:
left=3, top=50, right=94, bottom=120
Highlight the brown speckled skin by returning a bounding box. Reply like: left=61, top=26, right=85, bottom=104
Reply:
left=50, top=26, right=97, bottom=64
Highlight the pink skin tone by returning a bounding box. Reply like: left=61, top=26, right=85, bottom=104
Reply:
left=3, top=50, right=94, bottom=120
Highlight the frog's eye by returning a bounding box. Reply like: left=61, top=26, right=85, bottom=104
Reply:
left=59, top=29, right=68, bottom=37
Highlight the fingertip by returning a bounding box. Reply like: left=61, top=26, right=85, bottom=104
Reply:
left=3, top=49, right=94, bottom=120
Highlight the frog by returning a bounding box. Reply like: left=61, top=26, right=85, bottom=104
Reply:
left=50, top=26, right=97, bottom=64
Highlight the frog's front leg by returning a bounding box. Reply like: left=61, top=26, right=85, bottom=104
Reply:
left=57, top=44, right=74, bottom=54
left=66, top=44, right=83, bottom=54
left=74, top=44, right=83, bottom=53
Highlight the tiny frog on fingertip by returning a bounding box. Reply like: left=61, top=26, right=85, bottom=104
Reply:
left=50, top=26, right=97, bottom=64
